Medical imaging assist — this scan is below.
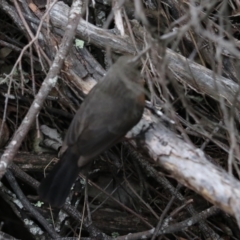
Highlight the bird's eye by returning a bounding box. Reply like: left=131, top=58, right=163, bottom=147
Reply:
left=137, top=65, right=142, bottom=71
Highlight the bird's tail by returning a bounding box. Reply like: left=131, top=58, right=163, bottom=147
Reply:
left=38, top=147, right=80, bottom=207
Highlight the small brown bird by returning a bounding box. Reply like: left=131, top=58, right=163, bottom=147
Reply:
left=38, top=56, right=145, bottom=207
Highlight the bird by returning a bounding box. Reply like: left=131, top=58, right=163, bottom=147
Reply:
left=38, top=56, right=145, bottom=207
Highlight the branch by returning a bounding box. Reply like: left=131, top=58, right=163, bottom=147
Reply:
left=0, top=0, right=84, bottom=177
left=127, top=111, right=240, bottom=225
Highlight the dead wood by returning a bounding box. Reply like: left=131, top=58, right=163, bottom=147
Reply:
left=1, top=0, right=240, bottom=239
